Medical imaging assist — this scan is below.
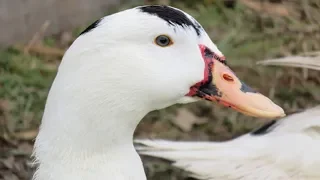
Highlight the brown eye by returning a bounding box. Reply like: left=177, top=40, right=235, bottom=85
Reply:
left=155, top=35, right=172, bottom=47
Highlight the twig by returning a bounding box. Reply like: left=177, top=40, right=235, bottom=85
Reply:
left=239, top=0, right=290, bottom=17
left=15, top=44, right=65, bottom=57
left=24, top=20, right=51, bottom=54
left=13, top=129, right=38, bottom=141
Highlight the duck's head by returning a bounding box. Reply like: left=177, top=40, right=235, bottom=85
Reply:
left=59, top=5, right=284, bottom=119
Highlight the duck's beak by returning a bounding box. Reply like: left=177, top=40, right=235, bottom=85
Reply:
left=186, top=45, right=285, bottom=119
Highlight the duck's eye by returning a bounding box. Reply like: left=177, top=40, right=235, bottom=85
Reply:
left=155, top=35, right=173, bottom=47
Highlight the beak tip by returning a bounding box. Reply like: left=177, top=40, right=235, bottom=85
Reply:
left=280, top=112, right=286, bottom=117
left=275, top=105, right=286, bottom=118
left=267, top=104, right=286, bottom=119
left=241, top=102, right=286, bottom=119
left=277, top=112, right=286, bottom=118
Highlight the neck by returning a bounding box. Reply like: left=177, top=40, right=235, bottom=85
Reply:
left=33, top=59, right=150, bottom=180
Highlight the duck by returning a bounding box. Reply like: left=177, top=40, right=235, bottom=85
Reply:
left=135, top=56, right=320, bottom=180
left=32, top=5, right=285, bottom=180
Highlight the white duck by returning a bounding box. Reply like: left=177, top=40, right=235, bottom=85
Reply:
left=136, top=105, right=320, bottom=180
left=32, top=5, right=285, bottom=180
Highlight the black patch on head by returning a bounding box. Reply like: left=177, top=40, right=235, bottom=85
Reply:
left=80, top=18, right=102, bottom=36
left=191, top=47, right=226, bottom=99
left=139, top=5, right=201, bottom=36
left=250, top=120, right=278, bottom=136
left=204, top=47, right=227, bottom=65
left=197, top=83, right=222, bottom=98
left=196, top=60, right=223, bottom=98
left=204, top=48, right=214, bottom=59
left=240, top=81, right=257, bottom=93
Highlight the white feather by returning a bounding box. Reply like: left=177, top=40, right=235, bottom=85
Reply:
left=257, top=53, right=320, bottom=71
left=136, top=106, right=320, bottom=180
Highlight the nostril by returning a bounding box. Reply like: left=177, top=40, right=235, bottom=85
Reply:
left=222, top=73, right=234, bottom=82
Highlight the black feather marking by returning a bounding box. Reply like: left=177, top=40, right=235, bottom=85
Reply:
left=139, top=5, right=202, bottom=36
left=79, top=18, right=102, bottom=36
left=240, top=81, right=257, bottom=93
left=204, top=47, right=227, bottom=65
left=250, top=120, right=278, bottom=136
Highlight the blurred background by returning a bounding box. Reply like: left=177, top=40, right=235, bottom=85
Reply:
left=0, top=0, right=320, bottom=179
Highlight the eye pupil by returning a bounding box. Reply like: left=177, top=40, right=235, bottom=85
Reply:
left=155, top=35, right=172, bottom=47
left=160, top=37, right=167, bottom=44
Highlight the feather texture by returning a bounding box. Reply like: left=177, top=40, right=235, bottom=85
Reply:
left=135, top=106, right=320, bottom=180
left=257, top=52, right=320, bottom=71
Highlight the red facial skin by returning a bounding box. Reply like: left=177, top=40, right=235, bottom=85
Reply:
left=186, top=45, right=285, bottom=119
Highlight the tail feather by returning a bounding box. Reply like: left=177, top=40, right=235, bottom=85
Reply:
left=135, top=139, right=221, bottom=161
left=257, top=55, right=320, bottom=70
left=134, top=139, right=255, bottom=161
left=135, top=139, right=224, bottom=151
left=134, top=139, right=293, bottom=179
left=134, top=137, right=319, bottom=179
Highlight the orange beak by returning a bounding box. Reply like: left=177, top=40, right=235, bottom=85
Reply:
left=187, top=45, right=285, bottom=119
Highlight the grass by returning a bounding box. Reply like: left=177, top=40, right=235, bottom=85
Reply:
left=0, top=0, right=320, bottom=179
left=0, top=50, right=57, bottom=136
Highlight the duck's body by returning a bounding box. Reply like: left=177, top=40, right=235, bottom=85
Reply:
left=32, top=5, right=284, bottom=180
left=136, top=105, right=320, bottom=180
